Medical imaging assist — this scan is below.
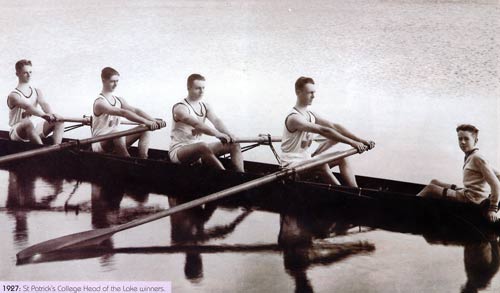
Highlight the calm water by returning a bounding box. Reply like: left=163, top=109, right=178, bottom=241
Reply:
left=0, top=164, right=499, bottom=292
left=0, top=0, right=499, bottom=291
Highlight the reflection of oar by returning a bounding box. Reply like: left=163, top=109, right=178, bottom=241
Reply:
left=17, top=147, right=366, bottom=260
left=0, top=125, right=159, bottom=165
left=17, top=241, right=375, bottom=266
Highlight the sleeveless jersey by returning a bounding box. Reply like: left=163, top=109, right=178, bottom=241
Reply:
left=91, top=94, right=123, bottom=137
left=8, top=87, right=39, bottom=127
left=280, top=108, right=316, bottom=163
left=169, top=99, right=207, bottom=151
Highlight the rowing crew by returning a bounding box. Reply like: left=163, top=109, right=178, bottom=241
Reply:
left=6, top=59, right=499, bottom=221
left=7, top=59, right=373, bottom=182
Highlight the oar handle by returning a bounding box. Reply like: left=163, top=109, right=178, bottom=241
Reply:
left=234, top=136, right=281, bottom=144
left=59, top=117, right=91, bottom=124
left=59, top=116, right=152, bottom=126
left=234, top=135, right=326, bottom=144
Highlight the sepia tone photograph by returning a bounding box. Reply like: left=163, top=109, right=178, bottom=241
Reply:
left=0, top=0, right=499, bottom=292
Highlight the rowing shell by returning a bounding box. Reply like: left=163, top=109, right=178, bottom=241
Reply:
left=0, top=130, right=498, bottom=233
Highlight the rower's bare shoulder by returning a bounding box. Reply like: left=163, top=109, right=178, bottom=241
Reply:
left=287, top=113, right=317, bottom=131
left=7, top=91, right=22, bottom=106
left=172, top=103, right=190, bottom=120
left=7, top=91, right=20, bottom=100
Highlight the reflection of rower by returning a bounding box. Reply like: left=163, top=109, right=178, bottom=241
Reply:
left=91, top=183, right=126, bottom=229
left=423, top=231, right=499, bottom=293
left=6, top=167, right=63, bottom=247
left=278, top=208, right=374, bottom=293
left=462, top=234, right=499, bottom=293
left=90, top=183, right=128, bottom=267
left=168, top=197, right=251, bottom=282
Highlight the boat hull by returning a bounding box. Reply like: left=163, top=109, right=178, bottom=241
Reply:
left=0, top=130, right=498, bottom=232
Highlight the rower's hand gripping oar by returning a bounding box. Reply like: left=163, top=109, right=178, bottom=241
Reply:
left=0, top=124, right=165, bottom=165
left=16, top=147, right=369, bottom=261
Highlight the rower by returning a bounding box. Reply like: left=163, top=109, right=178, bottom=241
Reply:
left=169, top=73, right=244, bottom=172
left=7, top=59, right=64, bottom=145
left=92, top=67, right=165, bottom=158
left=281, top=76, right=375, bottom=187
left=417, top=124, right=500, bottom=222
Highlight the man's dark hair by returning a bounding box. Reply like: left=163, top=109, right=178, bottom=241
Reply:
left=187, top=73, right=205, bottom=89
left=456, top=124, right=479, bottom=137
left=295, top=76, right=315, bottom=92
left=15, top=59, right=32, bottom=72
left=101, top=67, right=120, bottom=80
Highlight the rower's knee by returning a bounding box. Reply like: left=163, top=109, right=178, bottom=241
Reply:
left=113, top=137, right=128, bottom=152
left=419, top=184, right=440, bottom=198
left=19, top=120, right=36, bottom=136
left=198, top=142, right=215, bottom=157
left=25, top=121, right=36, bottom=133
left=429, top=179, right=440, bottom=185
left=231, top=143, right=241, bottom=152
left=140, top=131, right=151, bottom=140
left=338, top=157, right=350, bottom=167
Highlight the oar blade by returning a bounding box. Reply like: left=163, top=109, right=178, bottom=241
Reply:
left=16, top=226, right=117, bottom=261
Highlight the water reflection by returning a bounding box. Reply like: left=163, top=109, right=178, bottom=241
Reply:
left=90, top=183, right=125, bottom=268
left=278, top=207, right=375, bottom=293
left=424, top=232, right=500, bottom=293
left=6, top=165, right=64, bottom=247
left=168, top=197, right=251, bottom=282
left=12, top=169, right=498, bottom=293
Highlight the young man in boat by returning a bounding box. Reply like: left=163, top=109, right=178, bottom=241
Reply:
left=417, top=124, right=500, bottom=222
left=169, top=73, right=244, bottom=172
left=281, top=76, right=375, bottom=187
left=7, top=59, right=64, bottom=145
left=92, top=67, right=165, bottom=158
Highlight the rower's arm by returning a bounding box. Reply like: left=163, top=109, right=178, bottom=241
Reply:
left=478, top=157, right=500, bottom=213
left=94, top=99, right=152, bottom=126
left=7, top=92, right=50, bottom=118
left=287, top=114, right=360, bottom=147
left=205, top=103, right=233, bottom=135
left=36, top=89, right=55, bottom=114
left=314, top=112, right=370, bottom=145
left=119, top=98, right=156, bottom=121
left=173, top=104, right=222, bottom=137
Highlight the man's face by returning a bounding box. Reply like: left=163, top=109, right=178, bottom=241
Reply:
left=16, top=65, right=32, bottom=83
left=188, top=79, right=205, bottom=99
left=103, top=74, right=120, bottom=92
left=297, top=83, right=315, bottom=105
left=457, top=130, right=477, bottom=153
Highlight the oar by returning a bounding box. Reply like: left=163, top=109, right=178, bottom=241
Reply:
left=0, top=125, right=159, bottom=165
left=234, top=135, right=326, bottom=144
left=59, top=117, right=140, bottom=126
left=16, top=147, right=365, bottom=260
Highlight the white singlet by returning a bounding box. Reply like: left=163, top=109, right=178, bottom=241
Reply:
left=91, top=94, right=122, bottom=151
left=280, top=107, right=316, bottom=166
left=169, top=99, right=207, bottom=163
left=8, top=87, right=40, bottom=142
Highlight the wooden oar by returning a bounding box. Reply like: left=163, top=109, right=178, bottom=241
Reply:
left=59, top=117, right=140, bottom=126
left=234, top=135, right=326, bottom=144
left=16, top=147, right=365, bottom=260
left=0, top=125, right=157, bottom=165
